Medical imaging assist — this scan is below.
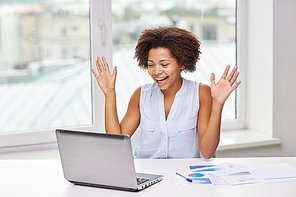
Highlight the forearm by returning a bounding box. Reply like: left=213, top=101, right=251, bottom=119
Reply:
left=104, top=91, right=121, bottom=134
left=199, top=100, right=223, bottom=159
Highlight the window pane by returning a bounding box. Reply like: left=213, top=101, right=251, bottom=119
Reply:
left=0, top=0, right=92, bottom=133
left=112, top=0, right=236, bottom=120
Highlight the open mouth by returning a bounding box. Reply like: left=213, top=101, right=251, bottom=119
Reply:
left=156, top=76, right=168, bottom=82
left=155, top=76, right=169, bottom=85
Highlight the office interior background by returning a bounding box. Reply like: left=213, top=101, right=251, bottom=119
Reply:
left=0, top=0, right=295, bottom=159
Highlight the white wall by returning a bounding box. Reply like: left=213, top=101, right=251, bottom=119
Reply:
left=218, top=0, right=296, bottom=157
left=246, top=0, right=273, bottom=134
left=272, top=0, right=296, bottom=156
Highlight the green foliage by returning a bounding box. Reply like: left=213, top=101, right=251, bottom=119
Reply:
left=162, top=6, right=187, bottom=20
left=123, top=7, right=140, bottom=21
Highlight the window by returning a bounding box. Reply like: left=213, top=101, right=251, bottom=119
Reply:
left=0, top=0, right=244, bottom=149
left=203, top=25, right=217, bottom=40
left=0, top=0, right=95, bottom=147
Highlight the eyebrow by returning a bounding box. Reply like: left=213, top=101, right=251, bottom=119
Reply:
left=148, top=59, right=171, bottom=63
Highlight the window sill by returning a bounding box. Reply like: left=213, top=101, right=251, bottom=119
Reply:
left=217, top=129, right=281, bottom=151
left=0, top=130, right=281, bottom=159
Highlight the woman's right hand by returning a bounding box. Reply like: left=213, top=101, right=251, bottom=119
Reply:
left=92, top=56, right=117, bottom=95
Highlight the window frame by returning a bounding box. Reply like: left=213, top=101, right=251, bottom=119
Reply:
left=221, top=0, right=246, bottom=131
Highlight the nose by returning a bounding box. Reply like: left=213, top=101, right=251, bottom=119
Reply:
left=153, top=65, right=163, bottom=75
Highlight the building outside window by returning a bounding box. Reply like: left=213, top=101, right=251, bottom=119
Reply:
left=203, top=25, right=217, bottom=40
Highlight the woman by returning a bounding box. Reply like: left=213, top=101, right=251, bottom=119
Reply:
left=92, top=26, right=241, bottom=159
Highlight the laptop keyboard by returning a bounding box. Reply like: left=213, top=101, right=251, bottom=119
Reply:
left=137, top=178, right=149, bottom=185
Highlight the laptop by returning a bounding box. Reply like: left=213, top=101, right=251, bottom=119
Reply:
left=55, top=129, right=163, bottom=191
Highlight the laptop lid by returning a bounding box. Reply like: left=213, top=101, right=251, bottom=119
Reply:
left=55, top=129, right=162, bottom=191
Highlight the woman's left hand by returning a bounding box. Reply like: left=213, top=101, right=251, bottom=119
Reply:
left=210, top=65, right=241, bottom=105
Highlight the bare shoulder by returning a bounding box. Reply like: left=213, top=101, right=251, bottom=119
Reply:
left=134, top=86, right=141, bottom=95
left=131, top=86, right=141, bottom=101
left=199, top=84, right=211, bottom=102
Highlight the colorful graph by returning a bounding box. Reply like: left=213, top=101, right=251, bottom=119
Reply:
left=228, top=171, right=251, bottom=176
left=190, top=178, right=212, bottom=184
left=193, top=167, right=224, bottom=172
left=188, top=173, right=204, bottom=177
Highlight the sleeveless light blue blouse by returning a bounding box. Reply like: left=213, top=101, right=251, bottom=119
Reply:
left=134, top=78, right=201, bottom=159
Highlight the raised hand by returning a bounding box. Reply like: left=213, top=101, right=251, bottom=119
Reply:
left=210, top=65, right=241, bottom=105
left=92, top=56, right=117, bottom=95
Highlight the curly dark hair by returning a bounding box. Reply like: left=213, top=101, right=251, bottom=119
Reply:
left=134, top=26, right=201, bottom=72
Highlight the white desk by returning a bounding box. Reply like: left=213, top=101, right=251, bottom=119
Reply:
left=1, top=157, right=296, bottom=197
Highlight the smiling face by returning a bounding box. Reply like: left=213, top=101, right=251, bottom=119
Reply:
left=147, top=47, right=185, bottom=94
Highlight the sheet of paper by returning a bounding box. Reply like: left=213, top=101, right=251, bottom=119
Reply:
left=175, top=164, right=221, bottom=186
left=246, top=163, right=296, bottom=183
left=208, top=173, right=230, bottom=186
left=175, top=162, right=246, bottom=186
left=207, top=162, right=261, bottom=186
left=175, top=162, right=296, bottom=187
left=213, top=169, right=261, bottom=185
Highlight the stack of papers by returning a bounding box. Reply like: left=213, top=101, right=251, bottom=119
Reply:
left=175, top=162, right=296, bottom=186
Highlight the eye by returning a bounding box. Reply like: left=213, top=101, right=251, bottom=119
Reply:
left=162, top=63, right=169, bottom=67
left=148, top=64, right=154, bottom=67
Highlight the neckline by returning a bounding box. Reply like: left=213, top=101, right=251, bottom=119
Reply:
left=157, top=78, right=186, bottom=98
left=158, top=78, right=186, bottom=122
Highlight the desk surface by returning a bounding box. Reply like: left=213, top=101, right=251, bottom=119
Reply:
left=1, top=157, right=296, bottom=197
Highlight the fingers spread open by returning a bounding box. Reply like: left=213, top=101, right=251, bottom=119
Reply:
left=102, top=56, right=110, bottom=72
left=230, top=71, right=240, bottom=86
left=96, top=56, right=112, bottom=76
left=221, top=65, right=230, bottom=80
left=231, top=80, right=241, bottom=91
left=96, top=56, right=103, bottom=73
left=226, top=66, right=238, bottom=82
